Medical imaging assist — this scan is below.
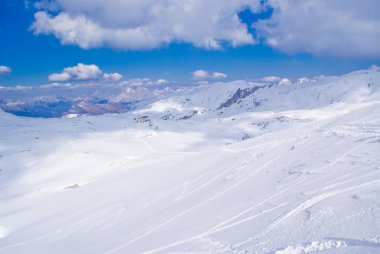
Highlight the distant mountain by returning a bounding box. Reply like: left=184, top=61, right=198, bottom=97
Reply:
left=0, top=82, right=180, bottom=118
left=2, top=69, right=378, bottom=119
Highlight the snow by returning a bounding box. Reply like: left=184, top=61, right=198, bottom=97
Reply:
left=0, top=227, right=9, bottom=239
left=275, top=240, right=347, bottom=254
left=1, top=70, right=380, bottom=253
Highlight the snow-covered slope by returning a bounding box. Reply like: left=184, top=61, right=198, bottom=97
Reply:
left=140, top=69, right=379, bottom=119
left=1, top=70, right=380, bottom=253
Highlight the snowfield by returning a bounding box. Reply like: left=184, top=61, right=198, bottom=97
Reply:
left=1, top=69, right=380, bottom=253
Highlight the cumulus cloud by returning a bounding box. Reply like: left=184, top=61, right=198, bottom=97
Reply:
left=192, top=70, right=228, bottom=80
left=30, top=1, right=380, bottom=57
left=49, top=63, right=102, bottom=82
left=369, top=65, right=380, bottom=71
left=212, top=72, right=228, bottom=79
left=103, top=73, right=123, bottom=81
left=192, top=70, right=209, bottom=80
left=31, top=0, right=260, bottom=50
left=255, top=0, right=380, bottom=58
left=296, top=77, right=310, bottom=84
left=278, top=78, right=292, bottom=86
left=48, top=63, right=123, bottom=82
left=156, top=79, right=167, bottom=85
left=48, top=72, right=71, bottom=82
left=144, top=79, right=168, bottom=86
left=0, top=66, right=12, bottom=75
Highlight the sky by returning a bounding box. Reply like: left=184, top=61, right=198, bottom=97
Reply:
left=1, top=0, right=380, bottom=86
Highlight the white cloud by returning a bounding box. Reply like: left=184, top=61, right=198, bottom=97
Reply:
left=278, top=78, right=292, bottom=86
left=369, top=65, right=380, bottom=71
left=31, top=0, right=260, bottom=50
left=48, top=72, right=71, bottom=82
left=144, top=79, right=168, bottom=86
left=0, top=66, right=12, bottom=75
left=103, top=73, right=123, bottom=81
left=156, top=79, right=167, bottom=85
left=259, top=76, right=281, bottom=83
left=255, top=0, right=380, bottom=58
left=192, top=70, right=209, bottom=80
left=192, top=70, right=228, bottom=80
left=212, top=72, right=227, bottom=79
left=30, top=1, right=380, bottom=57
left=49, top=63, right=103, bottom=82
left=34, top=0, right=59, bottom=11
left=296, top=77, right=310, bottom=84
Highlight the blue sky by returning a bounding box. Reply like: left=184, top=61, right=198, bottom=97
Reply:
left=0, top=0, right=379, bottom=86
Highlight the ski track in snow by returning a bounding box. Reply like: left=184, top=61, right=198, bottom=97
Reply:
left=258, top=178, right=380, bottom=239
left=113, top=131, right=328, bottom=253
left=105, top=144, right=294, bottom=254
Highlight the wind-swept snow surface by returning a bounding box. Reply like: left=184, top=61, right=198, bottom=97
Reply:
left=1, top=70, right=380, bottom=253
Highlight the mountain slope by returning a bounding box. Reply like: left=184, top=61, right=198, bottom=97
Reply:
left=1, top=70, right=380, bottom=253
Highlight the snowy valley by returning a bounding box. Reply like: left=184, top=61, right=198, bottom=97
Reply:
left=1, top=69, right=380, bottom=253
